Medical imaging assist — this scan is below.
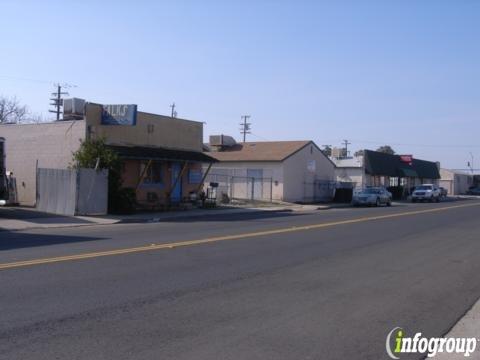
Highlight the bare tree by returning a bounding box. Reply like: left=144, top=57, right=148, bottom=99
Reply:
left=0, top=96, right=27, bottom=123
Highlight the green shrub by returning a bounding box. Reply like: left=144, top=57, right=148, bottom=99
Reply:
left=71, top=137, right=135, bottom=213
left=109, top=187, right=136, bottom=214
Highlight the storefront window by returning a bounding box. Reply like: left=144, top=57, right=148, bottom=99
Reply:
left=141, top=161, right=163, bottom=184
left=389, top=177, right=399, bottom=187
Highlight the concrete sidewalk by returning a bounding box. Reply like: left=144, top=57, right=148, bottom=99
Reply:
left=0, top=207, right=119, bottom=231
left=1, top=196, right=470, bottom=232
left=432, top=297, right=480, bottom=359
left=0, top=203, right=335, bottom=232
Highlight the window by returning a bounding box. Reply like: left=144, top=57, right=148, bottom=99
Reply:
left=188, top=169, right=202, bottom=184
left=389, top=177, right=399, bottom=187
left=141, top=161, right=163, bottom=184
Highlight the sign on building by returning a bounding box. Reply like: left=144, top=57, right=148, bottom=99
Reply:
left=101, top=104, right=137, bottom=125
left=400, top=155, right=413, bottom=166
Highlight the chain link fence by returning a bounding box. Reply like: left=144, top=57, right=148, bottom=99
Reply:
left=302, top=180, right=337, bottom=203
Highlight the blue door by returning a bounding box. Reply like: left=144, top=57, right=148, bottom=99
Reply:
left=171, top=162, right=182, bottom=202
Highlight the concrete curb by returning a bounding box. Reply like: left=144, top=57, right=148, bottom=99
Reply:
left=0, top=221, right=120, bottom=232
left=115, top=208, right=295, bottom=224
left=0, top=207, right=298, bottom=232
left=433, top=297, right=480, bottom=359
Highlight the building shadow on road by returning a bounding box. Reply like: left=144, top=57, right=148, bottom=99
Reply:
left=0, top=207, right=94, bottom=225
left=0, top=230, right=105, bottom=251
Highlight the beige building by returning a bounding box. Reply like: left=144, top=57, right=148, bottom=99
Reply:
left=205, top=136, right=336, bottom=202
left=0, top=101, right=215, bottom=207
left=439, top=169, right=473, bottom=195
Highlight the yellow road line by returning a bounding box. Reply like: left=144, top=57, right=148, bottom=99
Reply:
left=1, top=202, right=479, bottom=271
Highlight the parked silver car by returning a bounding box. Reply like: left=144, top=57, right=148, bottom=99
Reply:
left=352, top=187, right=392, bottom=207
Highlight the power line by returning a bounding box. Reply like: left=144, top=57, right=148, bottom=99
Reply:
left=315, top=138, right=480, bottom=149
left=249, top=132, right=270, bottom=141
left=0, top=75, right=57, bottom=85
left=346, top=138, right=480, bottom=149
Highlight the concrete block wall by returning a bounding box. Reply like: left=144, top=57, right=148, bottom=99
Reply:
left=0, top=120, right=86, bottom=205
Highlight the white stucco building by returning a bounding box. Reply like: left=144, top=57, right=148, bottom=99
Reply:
left=439, top=169, right=473, bottom=195
left=205, top=137, right=336, bottom=202
left=332, top=156, right=365, bottom=186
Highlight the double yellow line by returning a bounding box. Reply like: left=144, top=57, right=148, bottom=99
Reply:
left=1, top=202, right=479, bottom=271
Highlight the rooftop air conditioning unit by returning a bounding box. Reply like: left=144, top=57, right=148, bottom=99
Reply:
left=63, top=98, right=85, bottom=116
left=209, top=135, right=223, bottom=146
left=209, top=135, right=237, bottom=146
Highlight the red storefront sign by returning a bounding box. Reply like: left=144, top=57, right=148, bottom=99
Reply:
left=400, top=155, right=413, bottom=165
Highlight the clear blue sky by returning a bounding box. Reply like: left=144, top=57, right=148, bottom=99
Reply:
left=1, top=0, right=479, bottom=170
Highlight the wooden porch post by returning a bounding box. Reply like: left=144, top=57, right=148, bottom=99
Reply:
left=135, top=159, right=152, bottom=191
left=196, top=163, right=213, bottom=193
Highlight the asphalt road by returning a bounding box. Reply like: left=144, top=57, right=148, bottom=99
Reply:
left=1, top=200, right=480, bottom=360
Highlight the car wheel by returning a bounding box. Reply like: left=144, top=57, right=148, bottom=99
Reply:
left=436, top=196, right=440, bottom=203
left=376, top=198, right=380, bottom=207
left=412, top=198, right=416, bottom=203
left=387, top=200, right=392, bottom=207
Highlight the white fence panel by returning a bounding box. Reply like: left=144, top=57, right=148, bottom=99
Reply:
left=37, top=168, right=77, bottom=215
left=77, top=169, right=108, bottom=215
left=36, top=168, right=108, bottom=216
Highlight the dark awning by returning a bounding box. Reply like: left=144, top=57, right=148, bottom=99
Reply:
left=364, top=150, right=440, bottom=179
left=108, top=145, right=217, bottom=163
left=397, top=167, right=418, bottom=178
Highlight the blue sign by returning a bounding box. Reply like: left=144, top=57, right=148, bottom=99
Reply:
left=101, top=104, right=137, bottom=125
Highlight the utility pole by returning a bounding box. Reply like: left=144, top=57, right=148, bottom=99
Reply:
left=170, top=102, right=177, bottom=118
left=240, top=115, right=251, bottom=143
left=469, top=152, right=474, bottom=175
left=342, top=139, right=351, bottom=158
left=49, top=83, right=70, bottom=121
